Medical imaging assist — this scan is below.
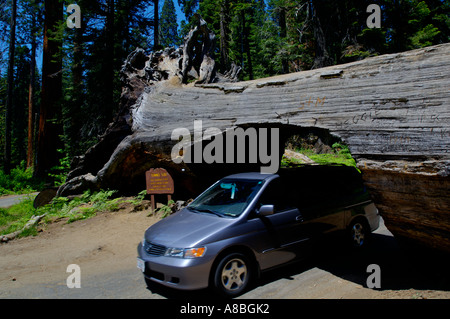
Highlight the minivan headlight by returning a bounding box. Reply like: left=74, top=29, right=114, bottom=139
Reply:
left=164, top=247, right=184, bottom=258
left=164, top=247, right=206, bottom=258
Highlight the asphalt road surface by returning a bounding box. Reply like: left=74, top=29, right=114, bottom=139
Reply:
left=1, top=213, right=448, bottom=300
left=0, top=193, right=38, bottom=208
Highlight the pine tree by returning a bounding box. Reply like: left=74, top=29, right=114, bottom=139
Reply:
left=0, top=0, right=448, bottom=182
left=4, top=0, right=17, bottom=174
left=61, top=0, right=157, bottom=157
left=178, top=0, right=199, bottom=21
left=219, top=0, right=231, bottom=71
left=407, top=0, right=441, bottom=48
left=160, top=0, right=180, bottom=47
left=178, top=0, right=199, bottom=39
left=25, top=0, right=40, bottom=169
left=11, top=45, right=32, bottom=166
left=35, top=0, right=64, bottom=179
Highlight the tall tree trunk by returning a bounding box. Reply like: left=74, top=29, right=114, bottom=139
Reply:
left=310, top=0, right=330, bottom=69
left=278, top=7, right=289, bottom=74
left=36, top=0, right=63, bottom=179
left=104, top=0, right=115, bottom=122
left=241, top=10, right=253, bottom=80
left=27, top=16, right=37, bottom=169
left=67, top=19, right=84, bottom=155
left=153, top=0, right=159, bottom=48
left=4, top=0, right=17, bottom=174
left=219, top=0, right=230, bottom=72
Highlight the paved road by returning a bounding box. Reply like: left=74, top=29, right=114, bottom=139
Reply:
left=1, top=218, right=448, bottom=299
left=0, top=193, right=38, bottom=208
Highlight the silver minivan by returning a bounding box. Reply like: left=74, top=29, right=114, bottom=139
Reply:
left=137, top=166, right=380, bottom=297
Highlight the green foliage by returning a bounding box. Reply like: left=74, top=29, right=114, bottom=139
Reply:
left=197, top=0, right=449, bottom=78
left=59, top=0, right=159, bottom=159
left=0, top=161, right=43, bottom=195
left=126, top=189, right=148, bottom=206
left=1, top=0, right=449, bottom=194
left=50, top=189, right=119, bottom=223
left=155, top=199, right=176, bottom=219
left=178, top=0, right=200, bottom=21
left=49, top=149, right=71, bottom=187
left=280, top=155, right=303, bottom=167
left=0, top=189, right=120, bottom=236
left=410, top=23, right=441, bottom=47
left=281, top=143, right=357, bottom=169
left=406, top=1, right=443, bottom=48
left=160, top=0, right=181, bottom=47
left=0, top=195, right=37, bottom=237
left=308, top=143, right=357, bottom=168
left=0, top=188, right=159, bottom=238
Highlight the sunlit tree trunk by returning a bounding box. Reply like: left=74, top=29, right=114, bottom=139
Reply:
left=27, top=8, right=37, bottom=169
left=4, top=0, right=17, bottom=174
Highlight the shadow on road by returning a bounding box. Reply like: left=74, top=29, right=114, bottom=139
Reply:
left=144, top=279, right=213, bottom=300
left=317, top=232, right=450, bottom=292
left=259, top=230, right=450, bottom=294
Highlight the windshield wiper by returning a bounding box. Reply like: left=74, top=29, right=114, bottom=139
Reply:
left=188, top=207, right=224, bottom=218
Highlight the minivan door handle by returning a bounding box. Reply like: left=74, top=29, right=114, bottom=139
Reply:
left=295, top=215, right=304, bottom=222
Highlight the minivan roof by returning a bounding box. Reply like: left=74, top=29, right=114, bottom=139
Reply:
left=223, top=172, right=277, bottom=180
left=223, top=165, right=362, bottom=184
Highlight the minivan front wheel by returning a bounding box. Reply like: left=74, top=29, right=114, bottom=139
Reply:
left=213, top=253, right=251, bottom=297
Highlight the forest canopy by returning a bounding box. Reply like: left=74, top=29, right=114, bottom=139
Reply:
left=0, top=0, right=449, bottom=188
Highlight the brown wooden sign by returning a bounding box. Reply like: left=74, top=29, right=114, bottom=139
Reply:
left=146, top=168, right=174, bottom=194
left=145, top=168, right=174, bottom=212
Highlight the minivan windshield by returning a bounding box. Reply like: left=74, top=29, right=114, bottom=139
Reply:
left=188, top=179, right=265, bottom=217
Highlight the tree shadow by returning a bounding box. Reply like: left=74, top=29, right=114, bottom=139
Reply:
left=270, top=229, right=450, bottom=293
left=144, top=278, right=217, bottom=300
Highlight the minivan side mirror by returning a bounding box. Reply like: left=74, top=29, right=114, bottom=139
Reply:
left=259, top=205, right=274, bottom=216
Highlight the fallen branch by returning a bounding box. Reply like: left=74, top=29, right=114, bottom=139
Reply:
left=0, top=214, right=46, bottom=243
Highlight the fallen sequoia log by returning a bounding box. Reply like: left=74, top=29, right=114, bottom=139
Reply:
left=57, top=19, right=449, bottom=252
left=0, top=214, right=46, bottom=242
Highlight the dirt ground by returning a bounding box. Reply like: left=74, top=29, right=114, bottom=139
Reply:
left=1, top=202, right=449, bottom=299
left=0, top=203, right=155, bottom=293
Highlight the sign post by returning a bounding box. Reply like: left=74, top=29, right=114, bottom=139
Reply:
left=145, top=168, right=174, bottom=212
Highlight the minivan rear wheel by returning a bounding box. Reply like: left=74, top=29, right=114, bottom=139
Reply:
left=350, top=219, right=370, bottom=248
left=212, top=252, right=252, bottom=297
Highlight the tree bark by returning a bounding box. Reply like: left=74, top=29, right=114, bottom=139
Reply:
left=36, top=0, right=64, bottom=179
left=66, top=21, right=84, bottom=155
left=181, top=14, right=216, bottom=84
left=278, top=6, right=289, bottom=74
left=4, top=0, right=17, bottom=174
left=153, top=0, right=159, bottom=49
left=241, top=10, right=253, bottom=80
left=104, top=0, right=115, bottom=121
left=0, top=214, right=46, bottom=242
left=310, top=0, right=331, bottom=69
left=219, top=0, right=230, bottom=72
left=27, top=9, right=37, bottom=169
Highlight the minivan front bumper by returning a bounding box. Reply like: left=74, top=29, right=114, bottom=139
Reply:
left=137, top=242, right=214, bottom=290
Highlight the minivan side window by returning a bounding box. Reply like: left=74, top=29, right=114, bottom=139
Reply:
left=256, top=178, right=296, bottom=213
